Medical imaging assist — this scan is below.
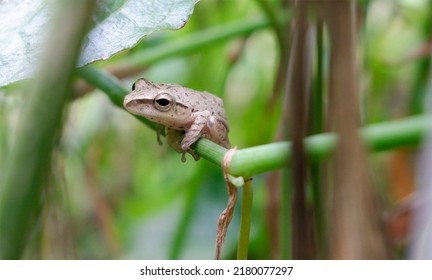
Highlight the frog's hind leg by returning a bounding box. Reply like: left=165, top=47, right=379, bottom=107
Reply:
left=206, top=116, right=230, bottom=148
left=181, top=113, right=209, bottom=151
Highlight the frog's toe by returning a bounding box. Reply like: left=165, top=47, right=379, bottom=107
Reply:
left=187, top=148, right=200, bottom=161
left=190, top=153, right=200, bottom=161
left=181, top=153, right=187, bottom=163
left=179, top=150, right=199, bottom=162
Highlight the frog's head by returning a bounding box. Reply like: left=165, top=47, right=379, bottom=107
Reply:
left=123, top=78, right=184, bottom=126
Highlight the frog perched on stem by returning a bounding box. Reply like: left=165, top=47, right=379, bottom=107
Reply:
left=124, top=78, right=237, bottom=259
left=123, top=78, right=230, bottom=162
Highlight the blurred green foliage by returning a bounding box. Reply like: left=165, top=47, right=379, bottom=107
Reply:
left=0, top=0, right=431, bottom=259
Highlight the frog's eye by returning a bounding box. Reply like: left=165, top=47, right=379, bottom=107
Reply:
left=132, top=82, right=136, bottom=91
left=154, top=92, right=174, bottom=111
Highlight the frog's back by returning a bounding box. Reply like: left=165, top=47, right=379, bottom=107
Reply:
left=167, top=83, right=227, bottom=119
left=195, top=90, right=227, bottom=118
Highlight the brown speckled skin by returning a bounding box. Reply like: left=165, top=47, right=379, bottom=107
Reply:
left=123, top=78, right=230, bottom=160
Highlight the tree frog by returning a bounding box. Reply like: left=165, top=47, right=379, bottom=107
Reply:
left=123, top=78, right=230, bottom=161
left=124, top=78, right=237, bottom=259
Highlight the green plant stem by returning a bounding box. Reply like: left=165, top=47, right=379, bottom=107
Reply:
left=77, top=66, right=127, bottom=107
left=194, top=115, right=431, bottom=177
left=409, top=1, right=432, bottom=115
left=119, top=18, right=270, bottom=67
left=80, top=64, right=431, bottom=179
left=310, top=19, right=325, bottom=256
left=237, top=178, right=253, bottom=260
left=280, top=168, right=292, bottom=259
left=0, top=0, right=96, bottom=259
left=77, top=65, right=158, bottom=131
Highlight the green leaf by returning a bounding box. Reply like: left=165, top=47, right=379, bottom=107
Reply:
left=0, top=0, right=199, bottom=87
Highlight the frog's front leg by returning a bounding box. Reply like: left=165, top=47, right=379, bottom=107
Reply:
left=169, top=111, right=228, bottom=162
left=181, top=112, right=213, bottom=157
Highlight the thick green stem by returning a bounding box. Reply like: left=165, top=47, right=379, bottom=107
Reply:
left=80, top=62, right=431, bottom=179
left=77, top=66, right=158, bottom=131
left=77, top=66, right=127, bottom=107
left=194, top=115, right=431, bottom=178
left=237, top=178, right=253, bottom=260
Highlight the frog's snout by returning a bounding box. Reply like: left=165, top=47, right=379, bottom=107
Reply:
left=123, top=93, right=133, bottom=109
